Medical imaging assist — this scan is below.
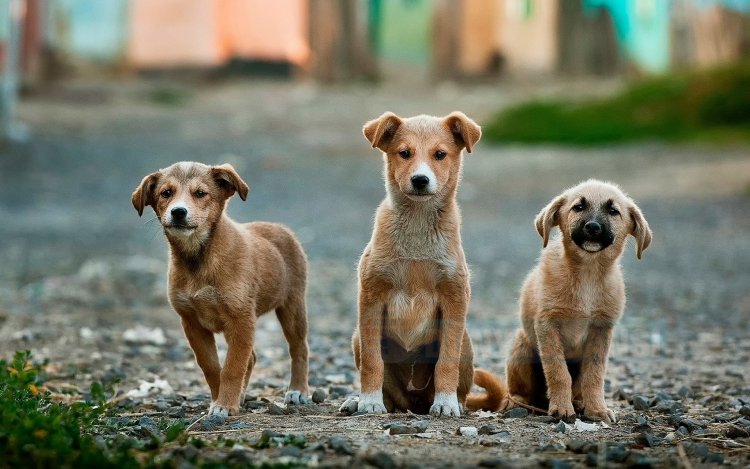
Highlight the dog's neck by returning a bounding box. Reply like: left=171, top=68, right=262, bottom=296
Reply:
left=386, top=187, right=458, bottom=260
left=166, top=215, right=237, bottom=274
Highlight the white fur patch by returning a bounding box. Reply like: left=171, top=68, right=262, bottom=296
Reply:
left=429, top=392, right=461, bottom=417
left=412, top=161, right=437, bottom=193
left=357, top=390, right=387, bottom=414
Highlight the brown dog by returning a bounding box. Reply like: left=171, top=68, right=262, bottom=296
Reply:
left=503, top=179, right=652, bottom=423
left=341, top=112, right=505, bottom=416
left=132, top=162, right=310, bottom=417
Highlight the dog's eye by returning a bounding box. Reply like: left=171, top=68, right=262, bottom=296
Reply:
left=572, top=203, right=585, bottom=212
left=398, top=149, right=411, bottom=159
left=608, top=208, right=620, bottom=216
left=161, top=189, right=172, bottom=199
left=434, top=150, right=447, bottom=160
left=195, top=189, right=207, bottom=198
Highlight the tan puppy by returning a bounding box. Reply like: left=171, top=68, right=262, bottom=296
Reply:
left=132, top=162, right=310, bottom=417
left=503, top=180, right=652, bottom=423
left=342, top=111, right=505, bottom=416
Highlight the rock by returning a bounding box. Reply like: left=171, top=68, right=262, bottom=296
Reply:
left=229, top=421, right=250, bottom=430
left=328, top=436, right=354, bottom=455
left=199, top=414, right=226, bottom=432
left=123, top=326, right=167, bottom=346
left=479, top=432, right=510, bottom=446
left=167, top=406, right=185, bottom=418
left=457, top=426, right=478, bottom=437
left=138, top=416, right=162, bottom=438
left=541, top=441, right=566, bottom=452
left=632, top=395, right=652, bottom=411
left=634, top=432, right=659, bottom=447
left=253, top=429, right=283, bottom=449
left=724, top=424, right=750, bottom=438
left=679, top=418, right=707, bottom=431
left=312, top=388, right=327, bottom=404
left=625, top=451, right=654, bottom=468
left=279, top=446, right=303, bottom=458
left=737, top=418, right=750, bottom=427
left=676, top=426, right=689, bottom=437
left=605, top=444, right=630, bottom=463
left=740, top=405, right=750, bottom=417
left=566, top=439, right=595, bottom=454
left=386, top=420, right=428, bottom=435
left=339, top=398, right=359, bottom=415
left=653, top=400, right=680, bottom=413
left=478, top=424, right=505, bottom=435
left=267, top=403, right=285, bottom=415
left=503, top=407, right=529, bottom=418
left=364, top=451, right=398, bottom=469
left=554, top=421, right=568, bottom=433
left=677, top=385, right=691, bottom=399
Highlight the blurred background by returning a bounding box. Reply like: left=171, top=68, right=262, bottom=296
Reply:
left=0, top=0, right=748, bottom=419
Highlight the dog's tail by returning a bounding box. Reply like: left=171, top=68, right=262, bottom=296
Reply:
left=465, top=368, right=507, bottom=411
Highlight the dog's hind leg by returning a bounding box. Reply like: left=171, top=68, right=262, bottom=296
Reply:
left=239, top=349, right=257, bottom=406
left=505, top=329, right=539, bottom=411
left=276, top=296, right=310, bottom=404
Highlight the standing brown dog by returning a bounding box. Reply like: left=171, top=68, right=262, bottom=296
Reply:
left=341, top=112, right=505, bottom=416
left=132, top=162, right=310, bottom=417
left=503, top=180, right=652, bottom=423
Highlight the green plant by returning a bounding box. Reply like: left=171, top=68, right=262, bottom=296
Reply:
left=0, top=351, right=138, bottom=468
left=484, top=63, right=750, bottom=145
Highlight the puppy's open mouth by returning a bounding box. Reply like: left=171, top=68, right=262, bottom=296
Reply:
left=581, top=241, right=605, bottom=253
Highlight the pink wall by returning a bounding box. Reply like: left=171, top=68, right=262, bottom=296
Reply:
left=129, top=0, right=309, bottom=69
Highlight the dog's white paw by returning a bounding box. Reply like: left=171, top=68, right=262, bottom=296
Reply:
left=429, top=392, right=461, bottom=417
left=357, top=391, right=387, bottom=414
left=207, top=402, right=231, bottom=419
left=284, top=390, right=310, bottom=405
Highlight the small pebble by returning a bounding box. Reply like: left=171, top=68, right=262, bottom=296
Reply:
left=312, top=388, right=327, bottom=404
left=457, top=426, right=478, bottom=437
left=633, top=395, right=652, bottom=410
left=503, top=407, right=529, bottom=418
left=328, top=436, right=354, bottom=455
left=554, top=421, right=568, bottom=433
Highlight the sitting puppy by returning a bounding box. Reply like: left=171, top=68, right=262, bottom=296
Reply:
left=132, top=162, right=310, bottom=417
left=503, top=180, right=652, bottom=423
left=342, top=111, right=505, bottom=416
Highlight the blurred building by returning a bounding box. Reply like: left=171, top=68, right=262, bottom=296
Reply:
left=1, top=0, right=749, bottom=85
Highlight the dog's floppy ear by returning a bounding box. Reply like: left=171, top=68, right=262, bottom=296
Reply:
left=628, top=203, right=652, bottom=259
left=535, top=195, right=566, bottom=248
left=444, top=111, right=482, bottom=153
left=131, top=172, right=161, bottom=217
left=212, top=164, right=249, bottom=201
left=363, top=112, right=403, bottom=151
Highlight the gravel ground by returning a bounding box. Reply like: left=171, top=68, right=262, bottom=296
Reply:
left=1, top=78, right=749, bottom=467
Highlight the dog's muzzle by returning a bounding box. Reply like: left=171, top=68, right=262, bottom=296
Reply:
left=572, top=219, right=614, bottom=253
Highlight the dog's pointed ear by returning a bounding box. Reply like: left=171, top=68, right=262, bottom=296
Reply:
left=363, top=112, right=403, bottom=151
left=212, top=164, right=249, bottom=201
left=444, top=111, right=481, bottom=153
left=535, top=195, right=566, bottom=248
left=629, top=203, right=652, bottom=259
left=131, top=172, right=161, bottom=217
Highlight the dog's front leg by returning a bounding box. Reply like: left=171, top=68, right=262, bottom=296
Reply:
left=356, top=292, right=387, bottom=414
left=579, top=321, right=615, bottom=423
left=535, top=316, right=576, bottom=419
left=431, top=284, right=468, bottom=417
left=181, top=318, right=221, bottom=401
left=210, top=315, right=255, bottom=418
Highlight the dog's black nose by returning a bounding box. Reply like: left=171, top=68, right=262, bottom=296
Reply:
left=411, top=175, right=430, bottom=191
left=171, top=207, right=188, bottom=220
left=584, top=221, right=602, bottom=235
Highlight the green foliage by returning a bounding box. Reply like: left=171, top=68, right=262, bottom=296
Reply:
left=484, top=64, right=750, bottom=145
left=0, top=351, right=140, bottom=468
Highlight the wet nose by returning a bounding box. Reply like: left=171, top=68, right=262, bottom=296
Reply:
left=171, top=207, right=188, bottom=220
left=411, top=175, right=430, bottom=191
left=584, top=221, right=602, bottom=235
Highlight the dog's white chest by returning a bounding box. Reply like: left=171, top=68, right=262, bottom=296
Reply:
left=385, top=289, right=439, bottom=351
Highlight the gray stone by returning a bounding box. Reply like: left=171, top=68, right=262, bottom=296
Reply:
left=554, top=421, right=567, bottom=433
left=503, top=407, right=529, bottom=418
left=328, top=436, right=354, bottom=455
left=385, top=420, right=428, bottom=435
left=632, top=395, right=652, bottom=411
left=740, top=405, right=750, bottom=417
left=312, top=388, right=327, bottom=404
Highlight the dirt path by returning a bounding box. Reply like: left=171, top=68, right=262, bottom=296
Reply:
left=1, top=79, right=749, bottom=467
